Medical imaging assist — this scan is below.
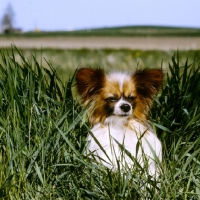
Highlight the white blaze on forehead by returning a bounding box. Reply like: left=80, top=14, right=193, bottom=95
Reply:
left=106, top=72, right=131, bottom=91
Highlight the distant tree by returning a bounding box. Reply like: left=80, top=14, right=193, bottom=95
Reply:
left=1, top=3, right=15, bottom=33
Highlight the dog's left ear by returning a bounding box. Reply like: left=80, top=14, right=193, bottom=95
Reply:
left=132, top=69, right=163, bottom=98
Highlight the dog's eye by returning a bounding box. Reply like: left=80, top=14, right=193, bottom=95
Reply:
left=127, top=96, right=135, bottom=101
left=106, top=97, right=118, bottom=102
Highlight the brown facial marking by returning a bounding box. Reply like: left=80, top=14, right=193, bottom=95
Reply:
left=122, top=80, right=137, bottom=99
left=103, top=79, right=121, bottom=99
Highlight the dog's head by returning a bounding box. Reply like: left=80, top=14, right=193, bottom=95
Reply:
left=76, top=68, right=163, bottom=125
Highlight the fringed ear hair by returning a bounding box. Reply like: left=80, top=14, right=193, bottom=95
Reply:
left=132, top=69, right=163, bottom=121
left=132, top=69, right=163, bottom=99
left=76, top=68, right=105, bottom=101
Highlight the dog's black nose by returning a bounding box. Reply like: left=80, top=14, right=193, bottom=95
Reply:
left=120, top=104, right=131, bottom=112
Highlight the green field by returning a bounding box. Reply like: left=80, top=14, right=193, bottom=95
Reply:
left=0, top=46, right=200, bottom=199
left=1, top=25, right=200, bottom=37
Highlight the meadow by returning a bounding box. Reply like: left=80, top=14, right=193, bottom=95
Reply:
left=1, top=48, right=199, bottom=79
left=0, top=46, right=200, bottom=199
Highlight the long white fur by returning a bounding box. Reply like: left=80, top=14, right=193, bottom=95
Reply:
left=87, top=116, right=162, bottom=176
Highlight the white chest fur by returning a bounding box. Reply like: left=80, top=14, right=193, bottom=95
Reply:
left=86, top=117, right=162, bottom=176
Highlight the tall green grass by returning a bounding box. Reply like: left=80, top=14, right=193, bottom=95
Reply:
left=0, top=48, right=199, bottom=199
left=1, top=48, right=199, bottom=81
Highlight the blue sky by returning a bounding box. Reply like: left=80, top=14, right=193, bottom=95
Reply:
left=0, top=0, right=200, bottom=31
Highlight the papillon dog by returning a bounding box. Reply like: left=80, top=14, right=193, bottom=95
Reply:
left=76, top=67, right=163, bottom=176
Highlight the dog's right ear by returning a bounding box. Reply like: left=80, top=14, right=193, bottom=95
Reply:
left=76, top=68, right=105, bottom=100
